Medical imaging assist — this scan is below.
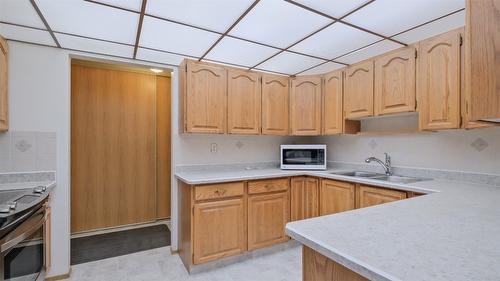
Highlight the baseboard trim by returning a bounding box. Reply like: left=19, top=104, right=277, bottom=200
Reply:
left=45, top=269, right=71, bottom=281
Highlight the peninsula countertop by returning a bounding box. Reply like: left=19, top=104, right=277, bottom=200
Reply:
left=176, top=167, right=500, bottom=281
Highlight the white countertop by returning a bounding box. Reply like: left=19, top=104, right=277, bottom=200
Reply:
left=0, top=181, right=56, bottom=191
left=176, top=168, right=500, bottom=281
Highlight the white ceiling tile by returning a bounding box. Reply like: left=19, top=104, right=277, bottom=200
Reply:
left=136, top=48, right=187, bottom=65
left=393, top=11, right=465, bottom=44
left=0, top=23, right=56, bottom=46
left=205, top=37, right=279, bottom=67
left=344, top=0, right=465, bottom=36
left=299, top=62, right=344, bottom=75
left=140, top=15, right=219, bottom=57
left=229, top=0, right=331, bottom=48
left=290, top=22, right=380, bottom=60
left=146, top=0, right=254, bottom=32
left=293, top=0, right=371, bottom=18
left=0, top=0, right=45, bottom=28
left=337, top=40, right=400, bottom=65
left=93, top=0, right=143, bottom=11
left=56, top=33, right=134, bottom=58
left=36, top=0, right=139, bottom=44
left=258, top=51, right=324, bottom=75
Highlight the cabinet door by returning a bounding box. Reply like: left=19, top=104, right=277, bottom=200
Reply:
left=375, top=48, right=416, bottom=116
left=356, top=185, right=407, bottom=208
left=418, top=30, right=460, bottom=130
left=290, top=177, right=319, bottom=221
left=185, top=61, right=227, bottom=133
left=193, top=198, right=246, bottom=264
left=323, top=70, right=343, bottom=135
left=465, top=0, right=500, bottom=122
left=320, top=180, right=355, bottom=216
left=248, top=192, right=289, bottom=250
left=262, top=74, right=289, bottom=135
left=290, top=77, right=322, bottom=136
left=228, top=69, right=261, bottom=134
left=0, top=35, right=8, bottom=131
left=344, top=61, right=374, bottom=119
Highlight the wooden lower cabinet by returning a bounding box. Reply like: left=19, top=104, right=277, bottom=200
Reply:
left=291, top=177, right=319, bottom=221
left=320, top=180, right=355, bottom=216
left=356, top=185, right=407, bottom=208
left=193, top=198, right=246, bottom=264
left=303, top=246, right=368, bottom=281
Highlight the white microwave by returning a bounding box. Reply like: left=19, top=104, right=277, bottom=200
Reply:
left=280, top=145, right=327, bottom=170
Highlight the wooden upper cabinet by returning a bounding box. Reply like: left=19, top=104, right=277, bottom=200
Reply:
left=261, top=74, right=289, bottom=135
left=323, top=70, right=343, bottom=135
left=356, top=185, right=407, bottom=208
left=418, top=30, right=461, bottom=130
left=344, top=61, right=374, bottom=119
left=227, top=69, right=261, bottom=134
left=465, top=0, right=500, bottom=122
left=319, top=179, right=355, bottom=216
left=374, top=48, right=416, bottom=116
left=184, top=60, right=227, bottom=134
left=0, top=35, right=8, bottom=131
left=290, top=177, right=319, bottom=221
left=290, top=76, right=322, bottom=136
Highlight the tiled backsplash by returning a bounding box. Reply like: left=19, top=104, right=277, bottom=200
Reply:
left=0, top=131, right=56, bottom=173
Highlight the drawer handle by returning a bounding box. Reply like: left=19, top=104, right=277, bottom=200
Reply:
left=214, top=189, right=227, bottom=196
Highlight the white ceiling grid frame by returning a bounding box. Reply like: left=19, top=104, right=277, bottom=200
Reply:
left=136, top=47, right=188, bottom=65
left=0, top=23, right=56, bottom=46
left=0, top=0, right=46, bottom=28
left=299, top=61, right=344, bottom=75
left=336, top=40, right=401, bottom=65
left=56, top=33, right=135, bottom=58
left=258, top=51, right=323, bottom=75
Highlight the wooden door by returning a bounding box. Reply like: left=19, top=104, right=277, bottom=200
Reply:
left=227, top=69, right=261, bottom=134
left=375, top=47, right=416, bottom=116
left=290, top=177, right=319, bottom=221
left=465, top=0, right=500, bottom=122
left=248, top=192, right=289, bottom=250
left=290, top=76, right=322, bottom=136
left=184, top=60, right=227, bottom=133
left=418, top=30, right=461, bottom=130
left=344, top=61, right=374, bottom=119
left=71, top=64, right=156, bottom=232
left=320, top=180, right=355, bottom=216
left=261, top=74, right=289, bottom=135
left=323, top=70, right=343, bottom=135
left=0, top=35, right=7, bottom=131
left=193, top=198, right=246, bottom=264
left=356, top=185, right=406, bottom=208
left=156, top=76, right=171, bottom=219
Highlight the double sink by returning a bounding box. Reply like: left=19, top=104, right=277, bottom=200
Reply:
left=331, top=171, right=430, bottom=184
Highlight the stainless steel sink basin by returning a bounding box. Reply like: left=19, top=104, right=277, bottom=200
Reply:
left=330, top=171, right=430, bottom=184
left=369, top=175, right=427, bottom=184
left=331, top=171, right=383, bottom=178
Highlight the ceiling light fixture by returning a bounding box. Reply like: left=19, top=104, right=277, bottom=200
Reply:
left=150, top=68, right=163, bottom=73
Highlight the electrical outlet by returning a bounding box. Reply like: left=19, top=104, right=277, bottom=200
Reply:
left=210, top=143, right=217, bottom=153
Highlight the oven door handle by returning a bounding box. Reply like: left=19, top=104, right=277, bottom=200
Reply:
left=0, top=209, right=45, bottom=254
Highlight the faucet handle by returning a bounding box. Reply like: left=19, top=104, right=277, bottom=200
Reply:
left=384, top=152, right=391, bottom=162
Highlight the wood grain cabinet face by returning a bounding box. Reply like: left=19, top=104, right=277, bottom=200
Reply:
left=290, top=177, right=319, bottom=221
left=248, top=192, right=289, bottom=250
left=320, top=180, right=355, bottom=216
left=418, top=30, right=461, bottom=130
left=0, top=36, right=8, bottom=131
left=290, top=77, right=322, bottom=136
left=356, top=185, right=407, bottom=208
left=227, top=69, right=261, bottom=134
left=344, top=61, right=374, bottom=119
left=323, top=70, right=343, bottom=135
left=375, top=48, right=416, bottom=116
left=261, top=74, right=289, bottom=135
left=193, top=198, right=246, bottom=264
left=185, top=61, right=227, bottom=133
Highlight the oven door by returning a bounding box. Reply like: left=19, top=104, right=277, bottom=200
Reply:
left=1, top=206, right=46, bottom=281
left=281, top=145, right=326, bottom=170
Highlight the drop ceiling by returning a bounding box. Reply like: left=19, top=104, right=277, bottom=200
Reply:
left=0, top=0, right=465, bottom=76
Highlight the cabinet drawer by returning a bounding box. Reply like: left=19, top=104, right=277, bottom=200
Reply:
left=248, top=178, right=289, bottom=194
left=194, top=182, right=244, bottom=201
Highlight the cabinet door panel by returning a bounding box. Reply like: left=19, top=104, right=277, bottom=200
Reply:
left=375, top=48, right=416, bottom=116
left=262, top=75, right=289, bottom=135
left=357, top=185, right=406, bottom=208
left=290, top=77, right=322, bottom=136
left=0, top=36, right=7, bottom=131
left=228, top=69, right=261, bottom=134
left=186, top=61, right=227, bottom=133
left=320, top=180, right=355, bottom=216
left=248, top=192, right=289, bottom=250
left=290, top=177, right=319, bottom=221
left=193, top=198, right=246, bottom=264
left=418, top=30, right=460, bottom=130
left=345, top=61, right=374, bottom=119
left=323, top=70, right=343, bottom=135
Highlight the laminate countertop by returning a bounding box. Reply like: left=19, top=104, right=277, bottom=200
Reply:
left=176, top=168, right=500, bottom=281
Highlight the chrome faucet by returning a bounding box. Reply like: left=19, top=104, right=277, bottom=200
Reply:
left=365, top=153, right=393, bottom=175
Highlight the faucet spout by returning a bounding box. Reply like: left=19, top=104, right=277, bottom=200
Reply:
left=365, top=153, right=393, bottom=175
